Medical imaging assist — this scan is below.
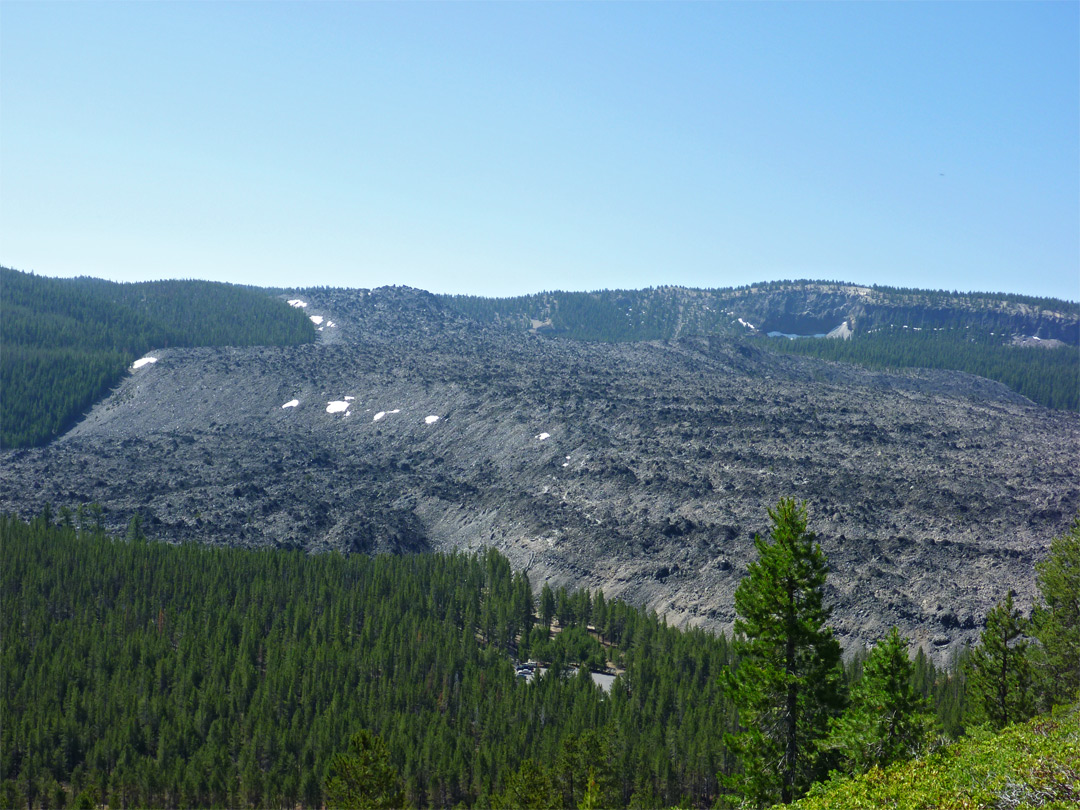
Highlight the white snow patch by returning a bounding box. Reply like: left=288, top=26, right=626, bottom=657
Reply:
left=737, top=318, right=755, bottom=330
left=390, top=409, right=401, bottom=414
left=345, top=396, right=355, bottom=401
left=282, top=399, right=299, bottom=409
left=132, top=357, right=158, bottom=370
left=536, top=432, right=550, bottom=441
left=425, top=415, right=440, bottom=424
left=373, top=411, right=386, bottom=421
left=562, top=462, right=569, bottom=467
left=327, top=321, right=336, bottom=328
left=326, top=401, right=350, bottom=414
left=310, top=315, right=324, bottom=325
left=287, top=299, right=308, bottom=308
left=318, top=327, right=324, bottom=332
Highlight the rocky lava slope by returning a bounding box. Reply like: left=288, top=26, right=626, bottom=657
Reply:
left=2, top=286, right=1077, bottom=660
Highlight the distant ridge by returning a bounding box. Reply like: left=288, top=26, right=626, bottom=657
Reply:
left=440, top=281, right=1079, bottom=410
left=439, top=280, right=1079, bottom=344
left=3, top=272, right=1076, bottom=450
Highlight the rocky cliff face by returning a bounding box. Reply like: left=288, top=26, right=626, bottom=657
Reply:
left=709, top=283, right=1079, bottom=341
left=2, top=285, right=1077, bottom=661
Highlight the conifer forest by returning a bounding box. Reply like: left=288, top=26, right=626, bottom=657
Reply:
left=2, top=506, right=1076, bottom=809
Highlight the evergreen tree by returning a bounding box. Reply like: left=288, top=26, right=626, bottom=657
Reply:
left=125, top=512, right=146, bottom=542
left=541, top=583, right=556, bottom=632
left=324, top=729, right=406, bottom=810
left=553, top=731, right=616, bottom=810
left=494, top=759, right=555, bottom=810
left=965, top=592, right=1035, bottom=730
left=578, top=770, right=602, bottom=810
left=721, top=499, right=845, bottom=805
left=823, top=628, right=935, bottom=773
left=1032, top=515, right=1080, bottom=708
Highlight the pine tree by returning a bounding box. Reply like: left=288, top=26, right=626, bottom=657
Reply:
left=323, top=730, right=406, bottom=810
left=1032, top=515, right=1080, bottom=708
left=494, top=759, right=555, bottom=810
left=965, top=592, right=1035, bottom=730
left=540, top=583, right=556, bottom=632
left=578, top=769, right=602, bottom=810
left=823, top=628, right=935, bottom=773
left=126, top=511, right=146, bottom=542
left=721, top=499, right=844, bottom=805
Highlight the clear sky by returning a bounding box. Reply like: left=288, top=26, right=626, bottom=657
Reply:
left=2, top=2, right=1077, bottom=300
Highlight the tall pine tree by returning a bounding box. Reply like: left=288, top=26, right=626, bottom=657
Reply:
left=324, top=729, right=406, bottom=810
left=722, top=499, right=845, bottom=805
left=1032, top=515, right=1080, bottom=709
left=965, top=591, right=1035, bottom=730
left=823, top=627, right=936, bottom=773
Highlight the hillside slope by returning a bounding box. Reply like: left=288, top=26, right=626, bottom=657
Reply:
left=2, top=285, right=1076, bottom=660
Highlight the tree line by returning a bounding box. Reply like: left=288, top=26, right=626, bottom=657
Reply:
left=1, top=504, right=1076, bottom=808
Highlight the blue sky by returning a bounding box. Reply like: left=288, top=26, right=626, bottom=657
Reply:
left=2, top=2, right=1077, bottom=300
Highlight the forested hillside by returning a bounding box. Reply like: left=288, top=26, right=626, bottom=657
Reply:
left=7, top=508, right=1076, bottom=809
left=0, top=511, right=965, bottom=810
left=0, top=267, right=315, bottom=448
left=1, top=513, right=736, bottom=809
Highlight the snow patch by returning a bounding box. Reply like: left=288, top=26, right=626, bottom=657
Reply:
left=373, top=411, right=386, bottom=422
left=737, top=318, right=755, bottom=330
left=326, top=401, right=350, bottom=414
left=282, top=399, right=299, bottom=409
left=327, top=321, right=336, bottom=328
left=132, top=357, right=158, bottom=370
left=287, top=299, right=308, bottom=308
left=345, top=396, right=355, bottom=401
left=425, top=415, right=440, bottom=424
left=536, top=432, right=550, bottom=441
left=310, top=315, right=324, bottom=325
